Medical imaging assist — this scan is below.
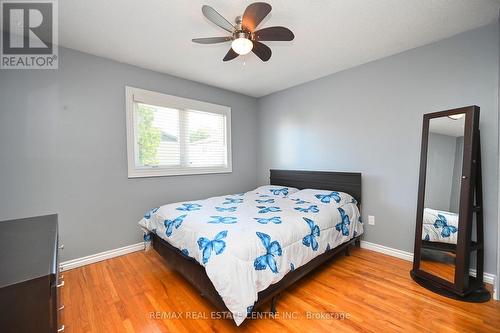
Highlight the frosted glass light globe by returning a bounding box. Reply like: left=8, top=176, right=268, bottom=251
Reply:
left=231, top=37, right=253, bottom=55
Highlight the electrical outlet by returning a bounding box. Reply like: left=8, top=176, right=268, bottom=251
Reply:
left=368, top=215, right=375, bottom=225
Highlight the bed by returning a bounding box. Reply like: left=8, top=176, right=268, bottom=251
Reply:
left=139, top=170, right=363, bottom=325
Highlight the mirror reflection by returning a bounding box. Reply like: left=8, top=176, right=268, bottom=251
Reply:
left=420, top=113, right=465, bottom=283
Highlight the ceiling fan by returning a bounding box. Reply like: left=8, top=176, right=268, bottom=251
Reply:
left=192, top=2, right=294, bottom=62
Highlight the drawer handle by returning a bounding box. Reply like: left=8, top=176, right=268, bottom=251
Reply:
left=57, top=280, right=65, bottom=288
left=58, top=305, right=65, bottom=311
left=58, top=325, right=65, bottom=332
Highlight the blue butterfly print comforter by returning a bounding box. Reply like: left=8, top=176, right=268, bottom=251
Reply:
left=164, top=214, right=187, bottom=237
left=302, top=218, right=320, bottom=251
left=208, top=216, right=238, bottom=224
left=138, top=189, right=363, bottom=326
left=254, top=216, right=282, bottom=224
left=335, top=208, right=351, bottom=236
left=254, top=232, right=282, bottom=273
left=315, top=191, right=341, bottom=204
left=269, top=187, right=289, bottom=196
left=294, top=205, right=320, bottom=213
left=215, top=206, right=238, bottom=212
left=176, top=203, right=202, bottom=211
left=256, top=206, right=282, bottom=214
left=197, top=230, right=228, bottom=264
left=422, top=208, right=458, bottom=244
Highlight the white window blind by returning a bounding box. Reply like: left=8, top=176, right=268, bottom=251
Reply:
left=126, top=87, right=232, bottom=178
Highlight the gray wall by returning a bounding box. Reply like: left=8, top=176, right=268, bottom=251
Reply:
left=257, top=23, right=499, bottom=274
left=424, top=133, right=456, bottom=212
left=0, top=48, right=259, bottom=261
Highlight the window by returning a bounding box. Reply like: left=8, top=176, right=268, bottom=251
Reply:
left=125, top=87, right=232, bottom=178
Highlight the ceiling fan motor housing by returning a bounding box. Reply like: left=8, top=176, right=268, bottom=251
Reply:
left=234, top=31, right=250, bottom=40
left=233, top=15, right=249, bottom=39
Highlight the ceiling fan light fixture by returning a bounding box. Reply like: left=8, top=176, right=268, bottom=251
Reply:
left=231, top=36, right=253, bottom=55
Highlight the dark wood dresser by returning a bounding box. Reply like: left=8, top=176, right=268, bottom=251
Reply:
left=0, top=215, right=64, bottom=333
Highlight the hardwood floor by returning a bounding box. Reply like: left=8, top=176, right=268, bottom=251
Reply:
left=61, top=247, right=500, bottom=333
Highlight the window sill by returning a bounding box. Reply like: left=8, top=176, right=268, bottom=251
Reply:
left=127, top=166, right=233, bottom=178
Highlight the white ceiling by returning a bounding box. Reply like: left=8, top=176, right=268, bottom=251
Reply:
left=59, top=0, right=500, bottom=97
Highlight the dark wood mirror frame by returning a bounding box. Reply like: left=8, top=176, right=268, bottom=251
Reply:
left=410, top=105, right=490, bottom=302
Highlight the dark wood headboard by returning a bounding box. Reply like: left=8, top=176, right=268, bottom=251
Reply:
left=269, top=169, right=362, bottom=203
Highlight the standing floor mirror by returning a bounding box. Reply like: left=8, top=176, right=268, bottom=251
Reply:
left=411, top=105, right=490, bottom=302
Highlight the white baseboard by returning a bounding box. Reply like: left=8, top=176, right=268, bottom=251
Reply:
left=360, top=240, right=497, bottom=296
left=469, top=269, right=497, bottom=288
left=60, top=242, right=144, bottom=271
left=360, top=240, right=414, bottom=262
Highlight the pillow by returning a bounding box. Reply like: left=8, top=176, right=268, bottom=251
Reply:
left=253, top=185, right=299, bottom=197
left=289, top=189, right=357, bottom=207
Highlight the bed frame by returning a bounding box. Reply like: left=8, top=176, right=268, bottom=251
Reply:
left=151, top=169, right=362, bottom=317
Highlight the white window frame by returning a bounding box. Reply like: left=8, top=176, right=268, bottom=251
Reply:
left=125, top=86, right=232, bottom=178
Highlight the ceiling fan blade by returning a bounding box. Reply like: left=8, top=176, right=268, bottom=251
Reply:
left=242, top=2, right=272, bottom=32
left=252, top=40, right=272, bottom=62
left=192, top=37, right=232, bottom=44
left=253, top=26, right=294, bottom=41
left=223, top=48, right=239, bottom=62
left=202, top=5, right=235, bottom=33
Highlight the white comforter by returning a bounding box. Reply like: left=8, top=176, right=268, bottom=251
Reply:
left=139, top=190, right=363, bottom=325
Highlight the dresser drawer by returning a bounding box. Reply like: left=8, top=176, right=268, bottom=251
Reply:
left=0, top=276, right=53, bottom=333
